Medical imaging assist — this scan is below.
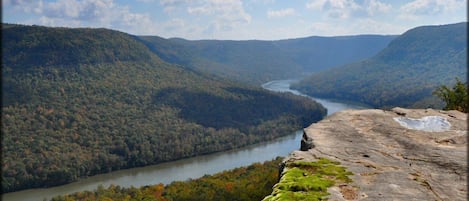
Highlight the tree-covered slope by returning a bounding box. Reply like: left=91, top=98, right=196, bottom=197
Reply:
left=292, top=22, right=467, bottom=109
left=3, top=24, right=154, bottom=68
left=1, top=24, right=326, bottom=192
left=273, top=35, right=396, bottom=73
left=138, top=35, right=395, bottom=84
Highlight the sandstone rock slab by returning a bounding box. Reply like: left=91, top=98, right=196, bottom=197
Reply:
left=294, top=108, right=467, bottom=201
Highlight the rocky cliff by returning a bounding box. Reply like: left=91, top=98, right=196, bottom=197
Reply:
left=264, top=108, right=467, bottom=201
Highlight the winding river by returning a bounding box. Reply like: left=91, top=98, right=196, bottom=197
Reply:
left=3, top=79, right=366, bottom=201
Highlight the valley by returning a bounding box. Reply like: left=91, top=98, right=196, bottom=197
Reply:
left=138, top=35, right=396, bottom=84
left=2, top=79, right=366, bottom=201
left=1, top=21, right=467, bottom=201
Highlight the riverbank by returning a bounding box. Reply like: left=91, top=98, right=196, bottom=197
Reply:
left=2, top=131, right=303, bottom=201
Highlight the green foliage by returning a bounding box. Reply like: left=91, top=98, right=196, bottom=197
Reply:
left=292, top=22, right=467, bottom=109
left=49, top=157, right=284, bottom=201
left=138, top=35, right=395, bottom=84
left=2, top=24, right=155, bottom=69
left=1, top=24, right=326, bottom=192
left=263, top=158, right=353, bottom=201
left=433, top=78, right=468, bottom=112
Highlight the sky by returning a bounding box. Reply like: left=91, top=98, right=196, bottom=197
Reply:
left=3, top=0, right=467, bottom=40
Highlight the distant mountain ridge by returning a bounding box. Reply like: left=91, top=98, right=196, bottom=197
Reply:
left=292, top=22, right=467, bottom=109
left=138, top=34, right=396, bottom=84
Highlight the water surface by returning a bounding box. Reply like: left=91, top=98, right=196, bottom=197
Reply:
left=262, top=79, right=367, bottom=115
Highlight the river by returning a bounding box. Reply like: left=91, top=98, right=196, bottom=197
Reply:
left=261, top=79, right=367, bottom=116
left=3, top=79, right=366, bottom=201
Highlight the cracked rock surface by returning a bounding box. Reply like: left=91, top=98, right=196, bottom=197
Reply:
left=291, top=107, right=467, bottom=201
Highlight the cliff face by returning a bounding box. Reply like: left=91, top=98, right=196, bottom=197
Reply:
left=266, top=108, right=467, bottom=201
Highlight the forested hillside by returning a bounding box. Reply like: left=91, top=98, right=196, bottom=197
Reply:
left=1, top=24, right=326, bottom=192
left=138, top=35, right=395, bottom=84
left=50, top=157, right=283, bottom=201
left=292, top=22, right=467, bottom=109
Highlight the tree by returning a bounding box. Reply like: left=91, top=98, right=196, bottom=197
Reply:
left=433, top=78, right=468, bottom=113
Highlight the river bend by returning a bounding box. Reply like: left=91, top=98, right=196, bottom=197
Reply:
left=3, top=79, right=366, bottom=201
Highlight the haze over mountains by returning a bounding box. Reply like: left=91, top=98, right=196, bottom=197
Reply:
left=292, top=22, right=467, bottom=109
left=138, top=35, right=396, bottom=84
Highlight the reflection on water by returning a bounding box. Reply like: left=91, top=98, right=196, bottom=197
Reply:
left=4, top=79, right=366, bottom=201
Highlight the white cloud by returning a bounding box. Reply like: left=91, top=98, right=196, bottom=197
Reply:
left=37, top=0, right=118, bottom=26
left=4, top=0, right=466, bottom=40
left=306, top=0, right=361, bottom=19
left=365, top=0, right=392, bottom=16
left=42, top=0, right=100, bottom=19
left=4, top=0, right=43, bottom=13
left=159, top=0, right=251, bottom=23
left=306, top=0, right=327, bottom=10
left=187, top=6, right=211, bottom=14
left=159, top=0, right=190, bottom=5
left=159, top=0, right=251, bottom=37
left=267, top=8, right=296, bottom=18
left=5, top=0, right=157, bottom=35
left=134, top=0, right=254, bottom=39
left=306, top=0, right=392, bottom=18
left=398, top=0, right=467, bottom=20
left=3, top=0, right=33, bottom=6
left=400, top=0, right=465, bottom=17
left=187, top=0, right=251, bottom=22
left=252, top=0, right=275, bottom=4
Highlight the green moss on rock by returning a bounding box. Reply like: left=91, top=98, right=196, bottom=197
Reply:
left=263, top=158, right=353, bottom=201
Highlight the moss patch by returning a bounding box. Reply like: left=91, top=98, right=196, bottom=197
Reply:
left=263, top=158, right=353, bottom=201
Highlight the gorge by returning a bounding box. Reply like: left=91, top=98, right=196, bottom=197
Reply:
left=2, top=22, right=466, bottom=201
left=2, top=79, right=365, bottom=201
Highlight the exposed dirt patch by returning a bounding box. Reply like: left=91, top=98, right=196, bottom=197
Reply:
left=339, top=184, right=358, bottom=200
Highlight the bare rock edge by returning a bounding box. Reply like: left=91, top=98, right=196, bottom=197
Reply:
left=274, top=107, right=467, bottom=201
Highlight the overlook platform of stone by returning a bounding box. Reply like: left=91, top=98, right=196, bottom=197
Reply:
left=282, top=107, right=467, bottom=201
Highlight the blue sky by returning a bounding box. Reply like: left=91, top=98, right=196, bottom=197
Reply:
left=3, top=0, right=467, bottom=40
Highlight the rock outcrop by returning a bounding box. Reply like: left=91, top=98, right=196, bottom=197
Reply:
left=270, top=108, right=467, bottom=201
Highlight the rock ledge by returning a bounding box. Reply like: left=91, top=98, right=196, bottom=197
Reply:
left=277, top=108, right=467, bottom=201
